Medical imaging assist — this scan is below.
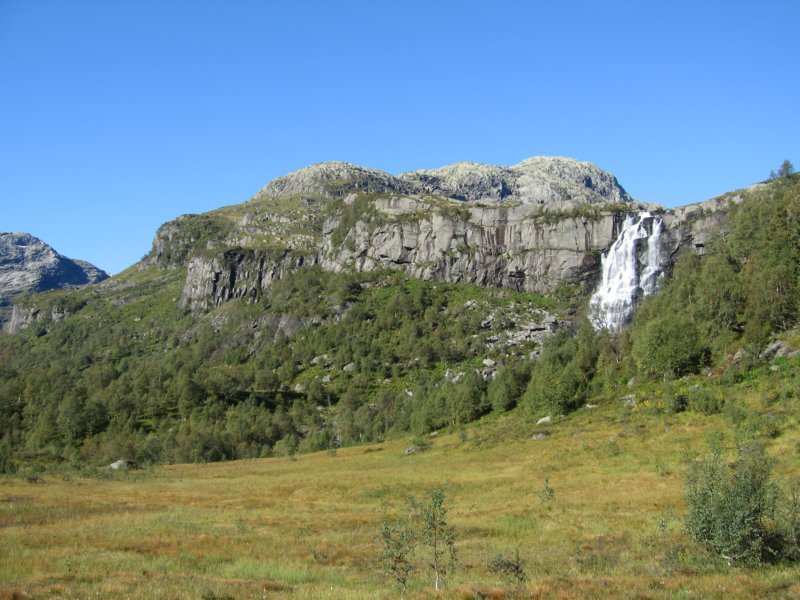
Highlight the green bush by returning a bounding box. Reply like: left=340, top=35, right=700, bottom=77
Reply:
left=378, top=515, right=416, bottom=591
left=685, top=442, right=778, bottom=565
left=487, top=548, right=527, bottom=583
left=522, top=328, right=597, bottom=416
left=687, top=388, right=724, bottom=415
left=632, top=313, right=708, bottom=378
left=272, top=434, right=299, bottom=457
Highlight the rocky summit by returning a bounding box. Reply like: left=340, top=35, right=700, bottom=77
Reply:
left=255, top=156, right=631, bottom=208
left=0, top=232, right=109, bottom=327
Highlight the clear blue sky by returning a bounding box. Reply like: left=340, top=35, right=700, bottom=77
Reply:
left=1, top=1, right=798, bottom=274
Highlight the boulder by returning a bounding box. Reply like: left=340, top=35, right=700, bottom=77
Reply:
left=108, top=459, right=137, bottom=470
left=311, top=354, right=331, bottom=366
left=761, top=340, right=798, bottom=360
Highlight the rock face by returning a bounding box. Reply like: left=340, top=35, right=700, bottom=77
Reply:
left=180, top=249, right=318, bottom=312
left=174, top=201, right=645, bottom=312
left=321, top=198, right=631, bottom=294
left=1, top=232, right=109, bottom=328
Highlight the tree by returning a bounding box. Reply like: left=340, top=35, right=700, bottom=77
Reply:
left=420, top=488, right=457, bottom=590
left=770, top=159, right=795, bottom=179
left=488, top=362, right=531, bottom=412
left=448, top=371, right=487, bottom=425
left=632, top=313, right=708, bottom=378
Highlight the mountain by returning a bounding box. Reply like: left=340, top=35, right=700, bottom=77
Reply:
left=0, top=232, right=109, bottom=327
left=2, top=162, right=798, bottom=599
left=0, top=157, right=796, bottom=472
left=141, top=157, right=720, bottom=315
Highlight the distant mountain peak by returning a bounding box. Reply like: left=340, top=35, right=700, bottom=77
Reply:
left=0, top=232, right=109, bottom=325
left=254, top=161, right=413, bottom=200
left=254, top=156, right=631, bottom=206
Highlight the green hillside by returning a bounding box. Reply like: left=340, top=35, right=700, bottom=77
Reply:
left=1, top=175, right=798, bottom=471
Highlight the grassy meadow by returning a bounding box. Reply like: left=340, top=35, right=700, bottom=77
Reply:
left=3, top=386, right=800, bottom=599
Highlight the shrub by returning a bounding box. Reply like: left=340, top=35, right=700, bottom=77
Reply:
left=539, top=477, right=556, bottom=504
left=685, top=442, right=778, bottom=565
left=687, top=388, right=724, bottom=415
left=378, top=516, right=416, bottom=591
left=378, top=488, right=457, bottom=591
left=488, top=548, right=528, bottom=583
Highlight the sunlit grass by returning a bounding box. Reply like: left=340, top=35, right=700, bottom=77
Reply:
left=2, top=400, right=800, bottom=598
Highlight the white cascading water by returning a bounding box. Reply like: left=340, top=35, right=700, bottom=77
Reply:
left=589, top=212, right=665, bottom=332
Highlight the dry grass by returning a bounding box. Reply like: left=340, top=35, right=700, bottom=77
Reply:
left=2, top=404, right=800, bottom=598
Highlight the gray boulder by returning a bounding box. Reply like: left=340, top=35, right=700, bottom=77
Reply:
left=761, top=340, right=798, bottom=360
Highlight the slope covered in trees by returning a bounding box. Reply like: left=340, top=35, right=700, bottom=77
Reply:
left=0, top=263, right=559, bottom=469
left=0, top=174, right=798, bottom=473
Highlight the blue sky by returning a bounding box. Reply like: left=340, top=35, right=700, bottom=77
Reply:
left=1, top=1, right=798, bottom=274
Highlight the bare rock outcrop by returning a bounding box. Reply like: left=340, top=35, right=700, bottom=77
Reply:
left=254, top=156, right=631, bottom=207
left=180, top=249, right=319, bottom=312
left=399, top=156, right=632, bottom=206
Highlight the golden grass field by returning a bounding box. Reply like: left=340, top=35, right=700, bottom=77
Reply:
left=2, top=399, right=800, bottom=599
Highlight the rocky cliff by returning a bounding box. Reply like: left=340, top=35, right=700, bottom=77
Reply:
left=169, top=157, right=726, bottom=314
left=1, top=232, right=109, bottom=328
left=6, top=157, right=740, bottom=332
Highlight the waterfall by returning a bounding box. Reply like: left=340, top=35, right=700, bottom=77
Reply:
left=589, top=212, right=666, bottom=332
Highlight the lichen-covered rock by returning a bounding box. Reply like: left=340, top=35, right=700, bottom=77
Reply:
left=254, top=161, right=415, bottom=200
